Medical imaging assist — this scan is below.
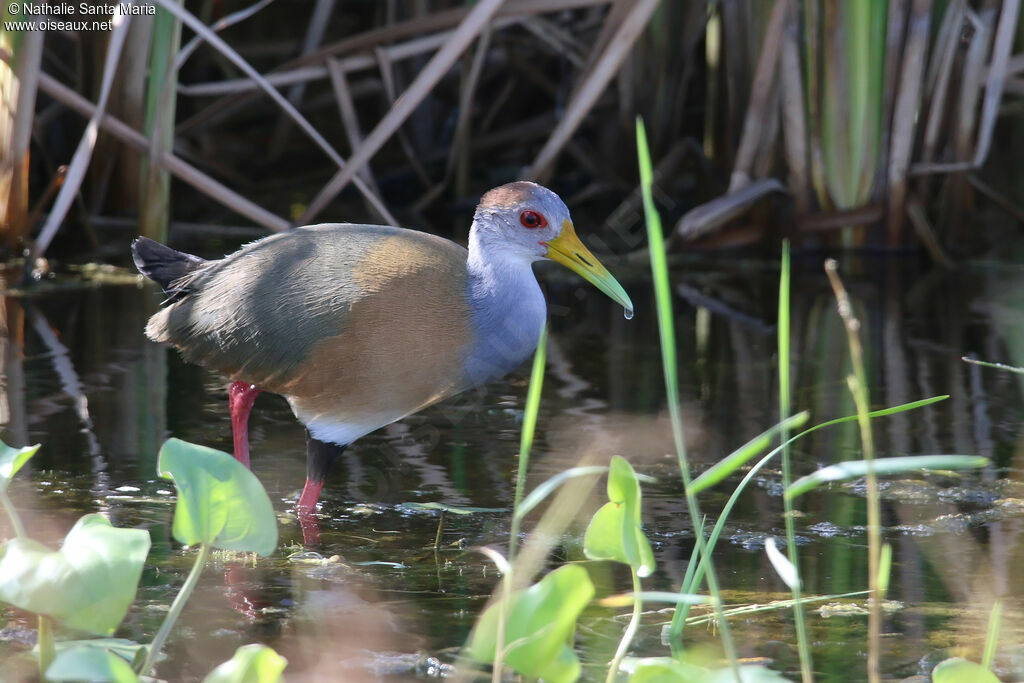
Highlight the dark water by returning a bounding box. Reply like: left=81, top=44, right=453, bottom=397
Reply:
left=0, top=255, right=1022, bottom=681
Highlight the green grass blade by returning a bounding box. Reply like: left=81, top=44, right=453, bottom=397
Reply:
left=509, top=322, right=547, bottom=561
left=778, top=240, right=813, bottom=683
left=962, top=357, right=1024, bottom=374
left=638, top=116, right=740, bottom=676
left=515, top=466, right=607, bottom=520
left=690, top=412, right=809, bottom=494
left=671, top=393, right=953, bottom=649
left=982, top=600, right=1002, bottom=670
left=600, top=591, right=711, bottom=607
left=786, top=455, right=989, bottom=499
left=803, top=396, right=948, bottom=437
left=877, top=543, right=892, bottom=598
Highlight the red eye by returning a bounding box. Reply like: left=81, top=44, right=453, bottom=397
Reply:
left=520, top=210, right=547, bottom=229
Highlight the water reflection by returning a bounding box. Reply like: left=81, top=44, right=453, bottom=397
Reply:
left=0, top=256, right=1020, bottom=680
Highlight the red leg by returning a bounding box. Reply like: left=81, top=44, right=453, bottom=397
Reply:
left=228, top=381, right=261, bottom=468
left=297, top=432, right=344, bottom=546
left=297, top=477, right=324, bottom=513
left=298, top=478, right=324, bottom=545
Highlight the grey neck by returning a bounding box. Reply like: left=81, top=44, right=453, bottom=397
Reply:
left=462, top=227, right=547, bottom=386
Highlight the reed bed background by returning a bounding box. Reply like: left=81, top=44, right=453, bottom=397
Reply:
left=1, top=0, right=1023, bottom=268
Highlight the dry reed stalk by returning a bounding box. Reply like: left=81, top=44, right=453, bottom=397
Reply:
left=875, top=0, right=907, bottom=199
left=152, top=0, right=397, bottom=226
left=753, top=87, right=782, bottom=179
left=268, top=0, right=337, bottom=157
left=453, top=28, right=491, bottom=200
left=415, top=26, right=492, bottom=212
left=968, top=173, right=1024, bottom=223
left=31, top=8, right=133, bottom=265
left=780, top=0, right=810, bottom=214
left=298, top=0, right=507, bottom=224
left=373, top=46, right=433, bottom=190
left=521, top=16, right=585, bottom=67
left=885, top=0, right=931, bottom=247
left=729, top=0, right=786, bottom=192
left=0, top=31, right=42, bottom=252
left=674, top=178, right=787, bottom=242
left=326, top=58, right=379, bottom=194
left=32, top=72, right=290, bottom=232
left=139, top=0, right=185, bottom=243
left=112, top=14, right=155, bottom=212
left=945, top=10, right=991, bottom=238
left=522, top=0, right=660, bottom=182
left=920, top=0, right=964, bottom=167
left=955, top=9, right=990, bottom=164
left=802, top=0, right=828, bottom=206
left=974, top=0, right=1020, bottom=166
left=577, top=0, right=632, bottom=85
left=176, top=0, right=607, bottom=136
left=905, top=195, right=954, bottom=267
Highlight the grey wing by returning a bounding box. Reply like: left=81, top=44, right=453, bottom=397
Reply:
left=144, top=224, right=468, bottom=390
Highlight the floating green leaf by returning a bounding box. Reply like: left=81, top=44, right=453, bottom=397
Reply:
left=703, top=665, right=790, bottom=682
left=0, top=441, right=40, bottom=491
left=45, top=644, right=139, bottom=682
left=786, top=456, right=989, bottom=499
left=584, top=456, right=655, bottom=577
left=467, top=564, right=594, bottom=683
left=0, top=514, right=150, bottom=635
left=932, top=657, right=1000, bottom=683
left=690, top=413, right=809, bottom=494
left=53, top=638, right=147, bottom=664
left=158, top=438, right=277, bottom=556
left=628, top=657, right=705, bottom=682
left=627, top=660, right=789, bottom=683
left=203, top=644, right=287, bottom=683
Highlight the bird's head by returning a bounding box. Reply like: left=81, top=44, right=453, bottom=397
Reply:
left=472, top=181, right=633, bottom=316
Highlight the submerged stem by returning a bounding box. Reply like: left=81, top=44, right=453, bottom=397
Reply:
left=606, top=570, right=643, bottom=683
left=139, top=543, right=211, bottom=676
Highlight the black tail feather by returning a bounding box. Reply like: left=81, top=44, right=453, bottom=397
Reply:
left=131, top=237, right=206, bottom=295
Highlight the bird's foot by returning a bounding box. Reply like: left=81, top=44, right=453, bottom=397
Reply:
left=228, top=381, right=261, bottom=468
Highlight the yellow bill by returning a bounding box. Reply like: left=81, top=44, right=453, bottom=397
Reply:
left=543, top=220, right=634, bottom=317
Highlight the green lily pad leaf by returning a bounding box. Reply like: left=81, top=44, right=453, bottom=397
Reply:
left=467, top=564, right=595, bottom=683
left=0, top=441, right=40, bottom=491
left=932, top=657, right=1000, bottom=683
left=46, top=644, right=139, bottom=682
left=399, top=502, right=505, bottom=515
left=203, top=644, right=288, bottom=683
left=0, top=514, right=150, bottom=635
left=583, top=456, right=655, bottom=577
left=51, top=638, right=148, bottom=666
left=786, top=455, right=989, bottom=499
left=628, top=657, right=706, bottom=681
left=158, top=438, right=278, bottom=556
left=702, top=665, right=790, bottom=682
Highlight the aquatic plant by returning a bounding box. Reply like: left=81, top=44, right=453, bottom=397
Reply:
left=455, top=115, right=1000, bottom=682
left=0, top=437, right=285, bottom=681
